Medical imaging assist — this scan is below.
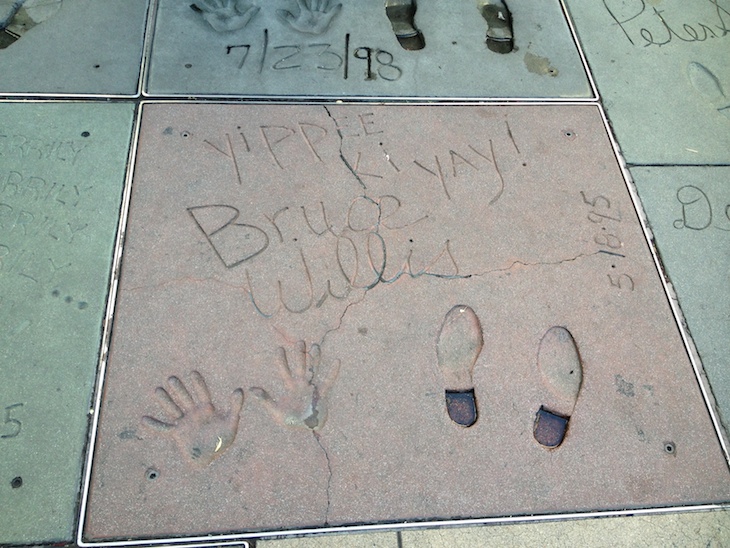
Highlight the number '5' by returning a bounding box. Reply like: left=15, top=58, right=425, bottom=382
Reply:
left=1, top=403, right=23, bottom=439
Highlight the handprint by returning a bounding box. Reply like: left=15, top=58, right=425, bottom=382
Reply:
left=142, top=371, right=244, bottom=466
left=277, top=0, right=342, bottom=35
left=250, top=341, right=340, bottom=431
left=190, top=0, right=260, bottom=32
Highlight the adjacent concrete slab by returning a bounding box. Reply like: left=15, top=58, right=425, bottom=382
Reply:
left=84, top=103, right=729, bottom=544
left=146, top=0, right=592, bottom=99
left=631, top=167, right=730, bottom=439
left=0, top=0, right=148, bottom=96
left=401, top=509, right=730, bottom=547
left=260, top=532, right=397, bottom=548
left=563, top=0, right=730, bottom=164
left=0, top=102, right=134, bottom=544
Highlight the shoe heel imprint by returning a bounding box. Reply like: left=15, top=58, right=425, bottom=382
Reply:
left=478, top=0, right=514, bottom=54
left=385, top=0, right=425, bottom=51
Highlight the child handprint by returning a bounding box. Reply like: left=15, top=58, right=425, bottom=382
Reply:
left=142, top=371, right=244, bottom=467
left=190, top=0, right=260, bottom=32
left=277, top=0, right=342, bottom=35
left=250, top=341, right=340, bottom=431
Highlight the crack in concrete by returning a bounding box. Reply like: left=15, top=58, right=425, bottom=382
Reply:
left=469, top=250, right=600, bottom=278
left=319, top=289, right=368, bottom=349
left=322, top=105, right=367, bottom=190
left=125, top=251, right=597, bottom=302
left=312, top=430, right=333, bottom=525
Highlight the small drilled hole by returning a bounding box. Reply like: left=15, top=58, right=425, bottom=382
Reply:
left=81, top=131, right=90, bottom=138
left=664, top=441, right=676, bottom=455
left=145, top=468, right=159, bottom=481
left=11, top=477, right=22, bottom=489
left=184, top=63, right=192, bottom=68
left=180, top=131, right=191, bottom=138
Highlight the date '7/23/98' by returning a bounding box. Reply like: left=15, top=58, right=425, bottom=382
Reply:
left=224, top=30, right=403, bottom=81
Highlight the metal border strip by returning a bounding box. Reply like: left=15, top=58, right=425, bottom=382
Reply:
left=595, top=103, right=730, bottom=465
left=75, top=99, right=729, bottom=548
left=75, top=99, right=145, bottom=548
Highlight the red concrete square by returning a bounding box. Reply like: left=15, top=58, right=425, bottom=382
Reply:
left=83, top=104, right=729, bottom=543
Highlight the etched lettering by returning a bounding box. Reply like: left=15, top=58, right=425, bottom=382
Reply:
left=260, top=125, right=296, bottom=169
left=673, top=184, right=730, bottom=232
left=603, top=0, right=730, bottom=47
left=188, top=205, right=270, bottom=267
left=1, top=403, right=23, bottom=439
left=298, top=123, right=328, bottom=162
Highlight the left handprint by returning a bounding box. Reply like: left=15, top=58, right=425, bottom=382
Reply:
left=142, top=371, right=245, bottom=466
left=190, top=0, right=260, bottom=32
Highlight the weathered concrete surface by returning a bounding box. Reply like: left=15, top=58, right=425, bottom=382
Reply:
left=147, top=0, right=591, bottom=99
left=401, top=509, right=730, bottom=547
left=0, top=101, right=134, bottom=545
left=632, top=166, right=730, bottom=440
left=563, top=0, right=730, bottom=164
left=0, top=0, right=148, bottom=95
left=84, top=103, right=729, bottom=542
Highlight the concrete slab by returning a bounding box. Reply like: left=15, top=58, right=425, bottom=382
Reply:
left=0, top=101, right=134, bottom=544
left=83, top=103, right=729, bottom=544
left=259, top=531, right=397, bottom=548
left=145, top=0, right=592, bottom=99
left=631, top=166, right=730, bottom=439
left=563, top=0, right=730, bottom=164
left=0, top=0, right=148, bottom=96
left=401, top=509, right=730, bottom=547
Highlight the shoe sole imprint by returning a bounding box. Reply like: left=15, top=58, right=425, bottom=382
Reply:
left=437, top=305, right=483, bottom=427
left=478, top=0, right=513, bottom=54
left=533, top=326, right=582, bottom=448
left=385, top=0, right=425, bottom=51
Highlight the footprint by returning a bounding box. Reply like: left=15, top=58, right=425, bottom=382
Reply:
left=533, top=326, right=582, bottom=448
left=688, top=62, right=730, bottom=120
left=477, top=0, right=513, bottom=54
left=436, top=305, right=483, bottom=427
left=385, top=0, right=425, bottom=51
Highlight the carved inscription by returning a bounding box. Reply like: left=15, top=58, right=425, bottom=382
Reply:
left=673, top=184, right=730, bottom=232
left=1, top=403, right=23, bottom=439
left=0, top=133, right=87, bottom=165
left=580, top=191, right=635, bottom=291
left=224, top=29, right=402, bottom=81
left=603, top=0, right=730, bottom=47
left=0, top=165, right=91, bottom=284
left=187, top=110, right=517, bottom=317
